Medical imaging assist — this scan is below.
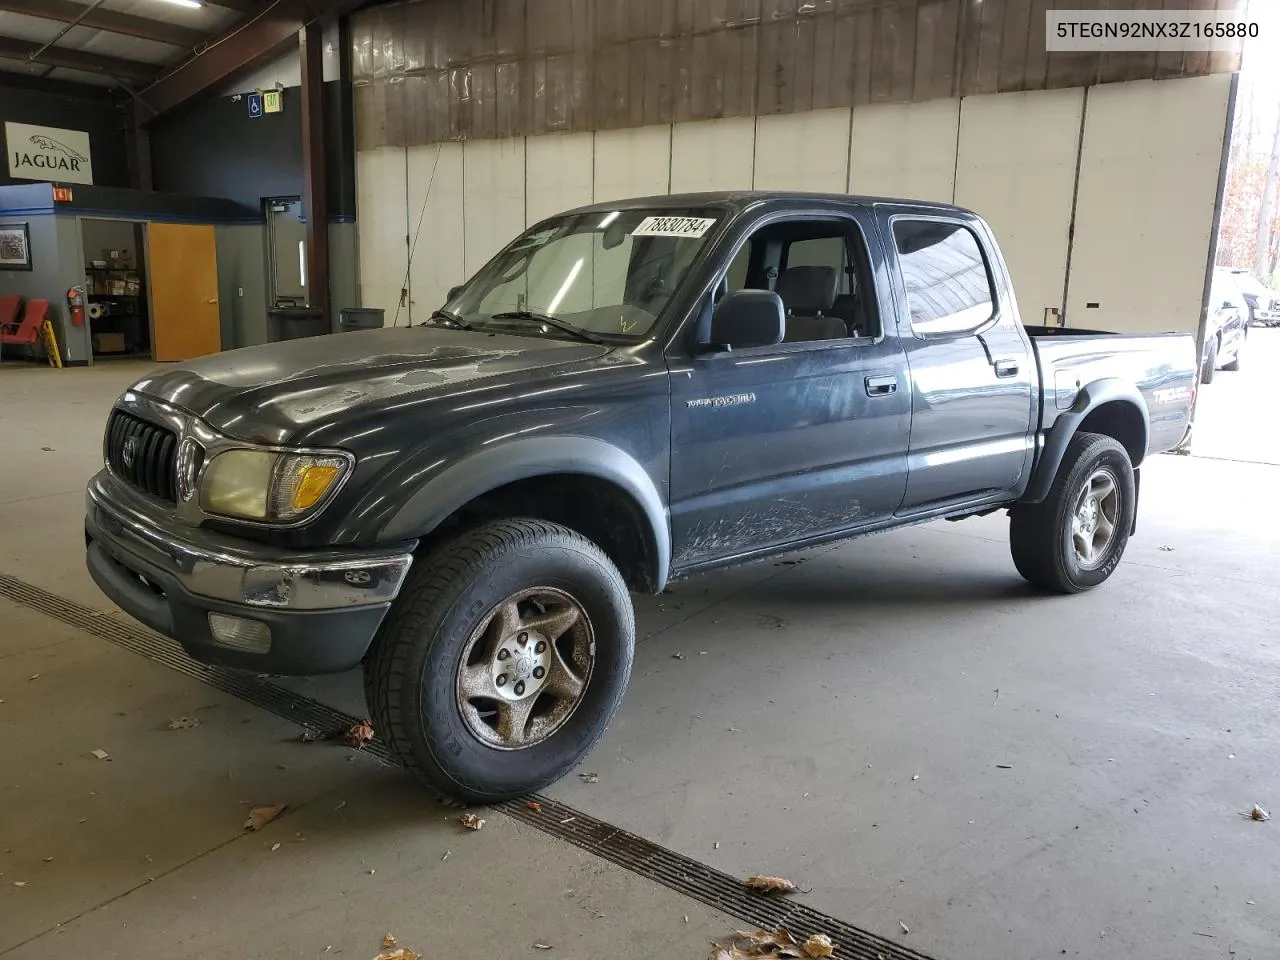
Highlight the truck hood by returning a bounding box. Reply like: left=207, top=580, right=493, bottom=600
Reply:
left=130, top=327, right=610, bottom=444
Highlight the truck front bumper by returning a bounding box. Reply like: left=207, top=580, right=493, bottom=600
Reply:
left=84, top=472, right=415, bottom=675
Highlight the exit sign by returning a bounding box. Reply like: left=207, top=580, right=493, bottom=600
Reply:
left=263, top=90, right=283, bottom=114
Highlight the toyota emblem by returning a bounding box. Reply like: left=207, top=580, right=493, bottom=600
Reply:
left=121, top=437, right=137, bottom=468
left=344, top=569, right=372, bottom=585
left=175, top=437, right=202, bottom=502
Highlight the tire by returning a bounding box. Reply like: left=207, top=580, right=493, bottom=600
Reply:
left=1201, top=338, right=1218, bottom=383
left=363, top=518, right=635, bottom=802
left=1009, top=432, right=1136, bottom=594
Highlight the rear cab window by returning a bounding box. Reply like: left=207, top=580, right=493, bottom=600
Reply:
left=891, top=219, right=996, bottom=337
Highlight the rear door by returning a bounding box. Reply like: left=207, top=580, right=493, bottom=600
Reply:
left=667, top=208, right=911, bottom=569
left=884, top=212, right=1035, bottom=513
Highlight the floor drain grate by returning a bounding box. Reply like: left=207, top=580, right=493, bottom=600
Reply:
left=500, top=795, right=938, bottom=960
left=2, top=572, right=941, bottom=960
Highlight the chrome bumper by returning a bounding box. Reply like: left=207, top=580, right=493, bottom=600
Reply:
left=86, top=471, right=414, bottom=612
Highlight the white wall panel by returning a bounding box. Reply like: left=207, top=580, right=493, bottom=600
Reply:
left=463, top=137, right=526, bottom=276
left=670, top=117, right=756, bottom=192
left=406, top=142, right=465, bottom=321
left=525, top=132, right=595, bottom=225
left=954, top=88, right=1084, bottom=325
left=355, top=145, right=408, bottom=318
left=848, top=100, right=959, bottom=202
left=1068, top=75, right=1231, bottom=335
left=753, top=108, right=851, bottom=192
left=594, top=125, right=671, bottom=202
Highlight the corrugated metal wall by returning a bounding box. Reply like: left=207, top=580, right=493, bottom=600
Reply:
left=351, top=0, right=1241, bottom=149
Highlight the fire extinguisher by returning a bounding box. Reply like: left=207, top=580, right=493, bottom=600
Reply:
left=67, top=286, right=85, bottom=327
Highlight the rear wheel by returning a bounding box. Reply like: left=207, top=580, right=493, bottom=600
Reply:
left=1009, top=432, right=1135, bottom=593
left=1201, top=338, right=1218, bottom=383
left=363, top=518, right=635, bottom=802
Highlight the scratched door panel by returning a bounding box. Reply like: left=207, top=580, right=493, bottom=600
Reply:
left=668, top=339, right=910, bottom=569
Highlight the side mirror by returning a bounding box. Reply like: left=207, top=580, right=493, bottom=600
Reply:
left=447, top=284, right=465, bottom=301
left=707, top=290, right=785, bottom=350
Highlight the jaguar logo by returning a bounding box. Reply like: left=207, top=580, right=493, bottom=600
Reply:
left=29, top=135, right=88, bottom=163
left=121, top=437, right=137, bottom=468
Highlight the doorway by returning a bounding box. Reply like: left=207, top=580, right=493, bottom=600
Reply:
left=81, top=218, right=150, bottom=360
left=267, top=198, right=308, bottom=307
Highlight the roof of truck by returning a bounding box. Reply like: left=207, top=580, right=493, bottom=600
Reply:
left=561, top=190, right=972, bottom=217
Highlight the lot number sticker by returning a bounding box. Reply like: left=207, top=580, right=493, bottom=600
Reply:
left=631, top=216, right=717, bottom=238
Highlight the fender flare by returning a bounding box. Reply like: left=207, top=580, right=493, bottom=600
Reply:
left=1022, top=378, right=1150, bottom=503
left=380, top=435, right=671, bottom=589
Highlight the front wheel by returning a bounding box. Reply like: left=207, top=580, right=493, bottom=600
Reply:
left=1009, top=432, right=1136, bottom=593
left=364, top=518, right=635, bottom=802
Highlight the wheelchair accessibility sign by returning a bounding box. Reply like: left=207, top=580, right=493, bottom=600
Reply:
left=247, top=93, right=263, bottom=118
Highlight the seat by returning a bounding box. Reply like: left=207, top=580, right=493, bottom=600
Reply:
left=0, top=298, right=48, bottom=346
left=775, top=266, right=846, bottom=342
left=830, top=293, right=863, bottom=337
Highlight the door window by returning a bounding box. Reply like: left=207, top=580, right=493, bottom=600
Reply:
left=892, top=220, right=995, bottom=337
left=713, top=220, right=878, bottom=343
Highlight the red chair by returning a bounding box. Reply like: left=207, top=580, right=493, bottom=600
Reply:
left=0, top=298, right=48, bottom=346
left=0, top=294, right=20, bottom=335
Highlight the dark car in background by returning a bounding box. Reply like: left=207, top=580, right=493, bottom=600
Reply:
left=1202, top=268, right=1249, bottom=382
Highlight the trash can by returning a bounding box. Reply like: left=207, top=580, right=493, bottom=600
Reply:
left=267, top=306, right=328, bottom=342
left=339, top=307, right=385, bottom=332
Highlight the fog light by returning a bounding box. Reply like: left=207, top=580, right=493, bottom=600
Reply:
left=208, top=613, right=272, bottom=653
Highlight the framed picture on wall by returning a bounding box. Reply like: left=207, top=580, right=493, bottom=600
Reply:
left=0, top=222, right=32, bottom=270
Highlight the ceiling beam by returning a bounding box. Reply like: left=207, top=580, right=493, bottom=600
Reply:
left=0, top=36, right=158, bottom=83
left=134, top=0, right=367, bottom=123
left=0, top=0, right=208, bottom=49
left=203, top=0, right=266, bottom=12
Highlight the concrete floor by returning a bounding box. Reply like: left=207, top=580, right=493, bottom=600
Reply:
left=1, top=353, right=1277, bottom=960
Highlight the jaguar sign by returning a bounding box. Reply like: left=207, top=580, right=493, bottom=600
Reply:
left=5, top=122, right=94, bottom=185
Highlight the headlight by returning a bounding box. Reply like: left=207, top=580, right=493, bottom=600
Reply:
left=200, top=449, right=350, bottom=522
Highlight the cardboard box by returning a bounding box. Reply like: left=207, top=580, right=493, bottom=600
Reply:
left=93, top=332, right=126, bottom=353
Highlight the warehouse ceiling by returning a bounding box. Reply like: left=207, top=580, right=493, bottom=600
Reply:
left=0, top=0, right=256, bottom=89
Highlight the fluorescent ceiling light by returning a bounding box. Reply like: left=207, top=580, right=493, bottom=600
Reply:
left=154, top=0, right=204, bottom=9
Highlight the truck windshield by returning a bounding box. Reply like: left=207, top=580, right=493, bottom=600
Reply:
left=444, top=208, right=723, bottom=340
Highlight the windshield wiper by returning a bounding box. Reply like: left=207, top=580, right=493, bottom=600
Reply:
left=421, top=309, right=472, bottom=330
left=490, top=310, right=604, bottom=345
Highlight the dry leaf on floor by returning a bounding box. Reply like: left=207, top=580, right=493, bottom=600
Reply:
left=744, top=876, right=799, bottom=895
left=708, top=928, right=804, bottom=959
left=375, top=950, right=419, bottom=960
left=381, top=934, right=397, bottom=948
left=801, top=934, right=833, bottom=958
left=533, top=944, right=553, bottom=950
left=270, top=842, right=281, bottom=852
left=300, top=727, right=321, bottom=743
left=243, top=803, right=287, bottom=831
left=90, top=749, right=110, bottom=760
left=13, top=881, right=27, bottom=887
left=459, top=813, right=485, bottom=831
left=672, top=652, right=686, bottom=660
left=527, top=801, right=542, bottom=813
left=345, top=719, right=375, bottom=749
left=167, top=717, right=200, bottom=730
left=578, top=772, right=599, bottom=784
left=899, top=920, right=911, bottom=935
left=1249, top=804, right=1270, bottom=821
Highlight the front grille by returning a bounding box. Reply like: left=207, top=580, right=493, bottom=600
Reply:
left=106, top=410, right=179, bottom=502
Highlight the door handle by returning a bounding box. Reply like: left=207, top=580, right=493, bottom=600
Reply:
left=994, top=359, right=1019, bottom=378
left=865, top=374, right=898, bottom=397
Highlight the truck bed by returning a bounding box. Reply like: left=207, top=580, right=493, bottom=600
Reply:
left=1024, top=326, right=1198, bottom=458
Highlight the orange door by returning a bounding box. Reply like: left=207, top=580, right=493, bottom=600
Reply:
left=147, top=222, right=221, bottom=361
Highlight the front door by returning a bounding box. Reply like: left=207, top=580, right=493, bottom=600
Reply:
left=668, top=213, right=911, bottom=569
left=148, top=222, right=221, bottom=362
